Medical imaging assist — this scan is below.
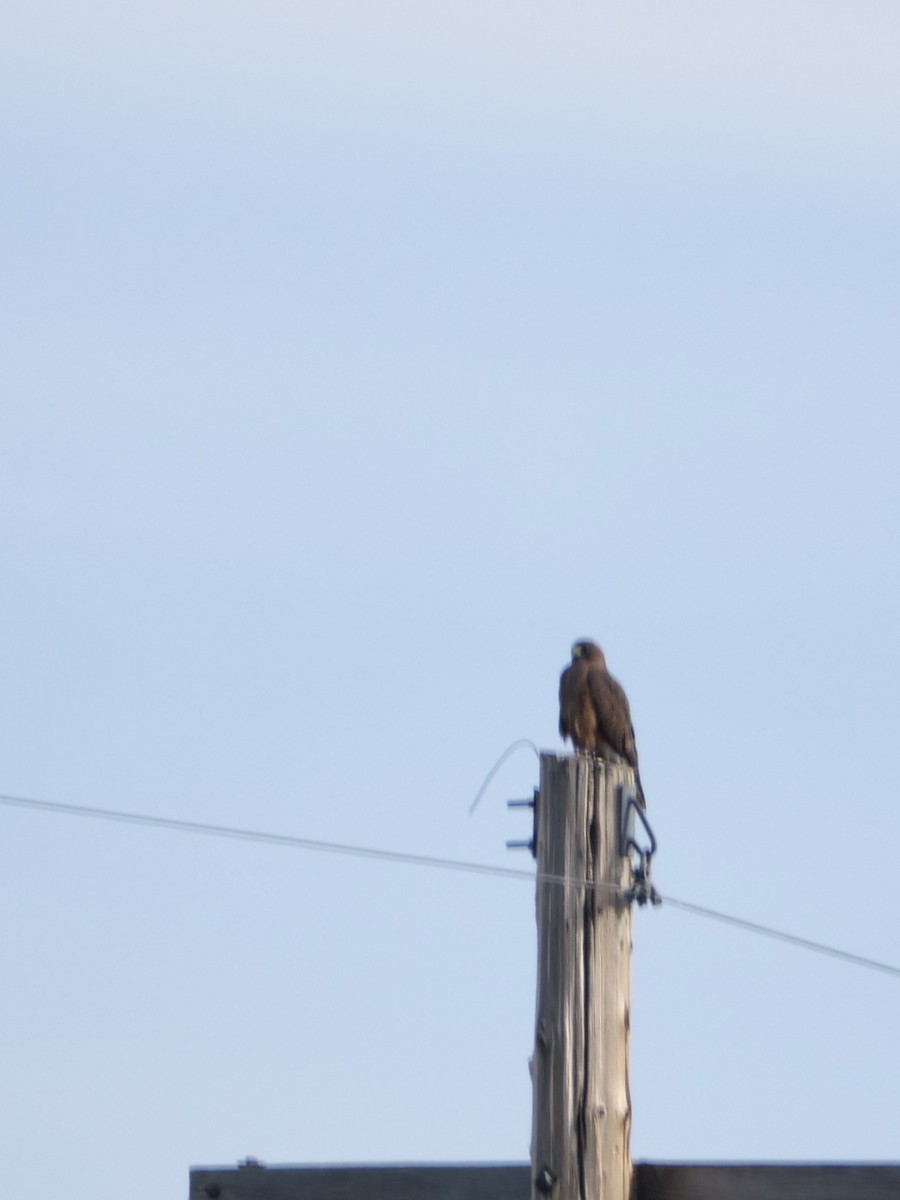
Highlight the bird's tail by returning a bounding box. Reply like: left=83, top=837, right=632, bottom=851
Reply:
left=635, top=768, right=646, bottom=810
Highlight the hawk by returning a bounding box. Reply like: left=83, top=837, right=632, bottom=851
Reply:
left=559, top=640, right=646, bottom=808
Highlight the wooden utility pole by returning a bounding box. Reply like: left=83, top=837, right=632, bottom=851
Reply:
left=530, top=752, right=635, bottom=1200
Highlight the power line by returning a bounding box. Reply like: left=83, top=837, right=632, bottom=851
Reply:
left=468, top=738, right=540, bottom=815
left=0, top=789, right=618, bottom=894
left=1, top=789, right=898, bottom=980
left=657, top=894, right=900, bottom=979
left=0, top=790, right=536, bottom=883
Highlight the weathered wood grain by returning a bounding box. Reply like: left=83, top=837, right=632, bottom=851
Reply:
left=531, top=753, right=634, bottom=1200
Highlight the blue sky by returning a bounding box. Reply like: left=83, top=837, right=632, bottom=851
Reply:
left=3, top=4, right=900, bottom=1198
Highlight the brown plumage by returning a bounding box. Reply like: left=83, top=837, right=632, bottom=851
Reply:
left=559, top=640, right=646, bottom=808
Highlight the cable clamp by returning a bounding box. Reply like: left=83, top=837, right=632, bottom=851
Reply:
left=619, top=785, right=661, bottom=907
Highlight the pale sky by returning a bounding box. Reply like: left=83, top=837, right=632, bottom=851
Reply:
left=3, top=4, right=900, bottom=1199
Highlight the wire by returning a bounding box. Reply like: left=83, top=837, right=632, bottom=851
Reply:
left=1, top=789, right=898, bottom=979
left=0, top=790, right=620, bottom=895
left=468, top=738, right=540, bottom=815
left=657, top=893, right=900, bottom=979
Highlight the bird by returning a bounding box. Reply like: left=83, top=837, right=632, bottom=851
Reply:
left=559, top=639, right=646, bottom=808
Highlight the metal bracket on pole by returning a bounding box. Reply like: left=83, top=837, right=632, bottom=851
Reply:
left=506, top=787, right=538, bottom=858
left=618, top=784, right=661, bottom=907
